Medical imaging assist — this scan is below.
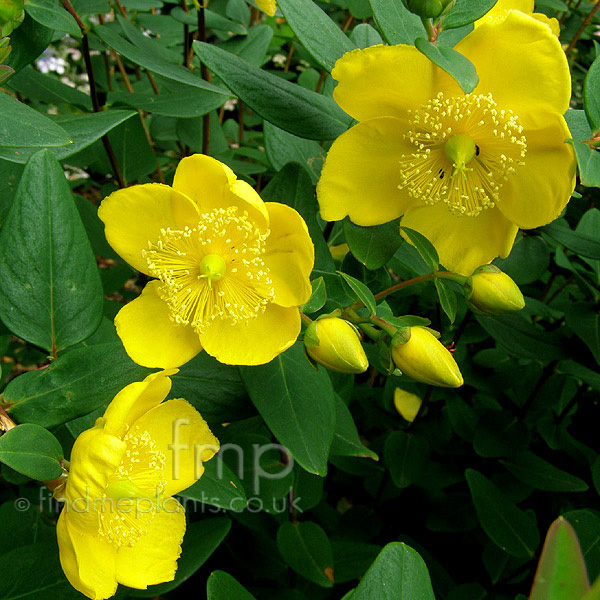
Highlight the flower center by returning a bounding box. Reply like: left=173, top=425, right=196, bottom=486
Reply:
left=398, top=92, right=527, bottom=216
left=98, top=428, right=168, bottom=548
left=143, top=207, right=274, bottom=333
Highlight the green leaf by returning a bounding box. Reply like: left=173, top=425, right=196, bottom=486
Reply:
left=170, top=352, right=251, bottom=424
left=440, top=0, right=498, bottom=29
left=475, top=313, right=565, bottom=361
left=302, top=277, right=328, bottom=314
left=4, top=343, right=151, bottom=428
left=466, top=469, right=540, bottom=558
left=350, top=23, right=384, bottom=48
left=0, top=150, right=103, bottom=353
left=239, top=343, right=336, bottom=475
left=171, top=7, right=248, bottom=35
left=502, top=452, right=589, bottom=493
left=264, top=121, right=326, bottom=185
left=339, top=271, right=377, bottom=316
left=566, top=302, right=600, bottom=364
left=564, top=510, right=600, bottom=581
left=217, top=24, right=272, bottom=66
left=277, top=521, right=335, bottom=588
left=0, top=541, right=82, bottom=599
left=415, top=38, right=478, bottom=94
left=530, top=517, right=590, bottom=600
left=541, top=220, right=600, bottom=260
left=565, top=110, right=600, bottom=188
left=350, top=542, right=435, bottom=600
left=95, top=24, right=228, bottom=97
left=368, top=0, right=422, bottom=45
left=494, top=236, right=550, bottom=285
left=132, top=519, right=232, bottom=597
left=344, top=219, right=402, bottom=271
left=331, top=397, right=378, bottom=460
left=4, top=14, right=54, bottom=79
left=0, top=110, right=136, bottom=164
left=585, top=53, right=600, bottom=131
left=434, top=278, right=457, bottom=323
left=207, top=571, right=257, bottom=600
left=400, top=227, right=439, bottom=271
left=25, top=0, right=81, bottom=37
left=0, top=92, right=71, bottom=149
left=0, top=424, right=63, bottom=480
left=276, top=0, right=356, bottom=72
left=384, top=431, right=430, bottom=488
left=178, top=456, right=247, bottom=510
left=193, top=41, right=351, bottom=141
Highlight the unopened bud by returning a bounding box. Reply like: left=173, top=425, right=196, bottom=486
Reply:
left=465, top=265, right=525, bottom=315
left=304, top=317, right=369, bottom=374
left=401, top=0, right=455, bottom=19
left=391, top=326, right=463, bottom=388
left=393, top=388, right=422, bottom=422
left=0, top=0, right=24, bottom=37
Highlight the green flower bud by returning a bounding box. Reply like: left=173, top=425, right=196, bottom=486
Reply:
left=304, top=317, right=369, bottom=374
left=0, top=0, right=24, bottom=37
left=391, top=326, right=463, bottom=388
left=401, top=0, right=455, bottom=19
left=465, top=265, right=525, bottom=315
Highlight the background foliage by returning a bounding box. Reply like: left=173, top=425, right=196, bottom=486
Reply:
left=0, top=0, right=600, bottom=599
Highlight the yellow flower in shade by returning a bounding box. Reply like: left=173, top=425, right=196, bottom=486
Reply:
left=317, top=11, right=576, bottom=275
left=391, top=327, right=463, bottom=387
left=99, top=154, right=314, bottom=367
left=475, top=0, right=560, bottom=36
left=56, top=370, right=219, bottom=600
left=256, top=0, right=276, bottom=16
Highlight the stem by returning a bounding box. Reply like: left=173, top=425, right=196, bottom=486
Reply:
left=284, top=42, right=295, bottom=72
left=566, top=1, right=600, bottom=54
left=374, top=273, right=434, bottom=302
left=300, top=312, right=312, bottom=327
left=518, top=360, right=559, bottom=418
left=421, top=17, right=437, bottom=42
left=197, top=2, right=211, bottom=155
left=62, top=0, right=125, bottom=188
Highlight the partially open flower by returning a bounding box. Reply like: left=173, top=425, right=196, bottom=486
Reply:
left=99, top=154, right=314, bottom=367
left=465, top=265, right=525, bottom=315
left=56, top=370, right=219, bottom=600
left=391, top=327, right=463, bottom=388
left=304, top=317, right=369, bottom=374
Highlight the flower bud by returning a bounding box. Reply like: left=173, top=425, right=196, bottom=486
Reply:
left=393, top=388, right=422, bottom=422
left=401, top=0, right=455, bottom=19
left=0, top=0, right=24, bottom=37
left=391, top=326, right=463, bottom=388
left=304, top=317, right=369, bottom=374
left=465, top=265, right=525, bottom=315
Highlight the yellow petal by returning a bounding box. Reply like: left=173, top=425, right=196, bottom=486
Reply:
left=98, top=184, right=200, bottom=276
left=256, top=0, right=277, bottom=16
left=172, top=154, right=269, bottom=229
left=263, top=202, right=314, bottom=307
left=103, top=370, right=177, bottom=438
left=331, top=45, right=442, bottom=122
left=115, top=280, right=203, bottom=369
left=401, top=203, right=518, bottom=276
left=533, top=13, right=560, bottom=36
left=456, top=10, right=570, bottom=124
left=57, top=513, right=118, bottom=600
left=498, top=113, right=576, bottom=229
left=474, top=0, right=534, bottom=26
left=317, top=117, right=420, bottom=225
left=130, top=399, right=219, bottom=497
left=115, top=499, right=186, bottom=589
left=199, top=302, right=300, bottom=365
left=65, top=428, right=126, bottom=531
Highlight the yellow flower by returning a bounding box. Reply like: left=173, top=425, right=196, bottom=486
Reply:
left=256, top=0, right=277, bottom=16
left=304, top=317, right=369, bottom=374
left=99, top=154, right=314, bottom=367
left=317, top=12, right=576, bottom=275
left=475, top=0, right=560, bottom=36
left=56, top=370, right=219, bottom=600
left=466, top=265, right=525, bottom=315
left=391, top=327, right=463, bottom=387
